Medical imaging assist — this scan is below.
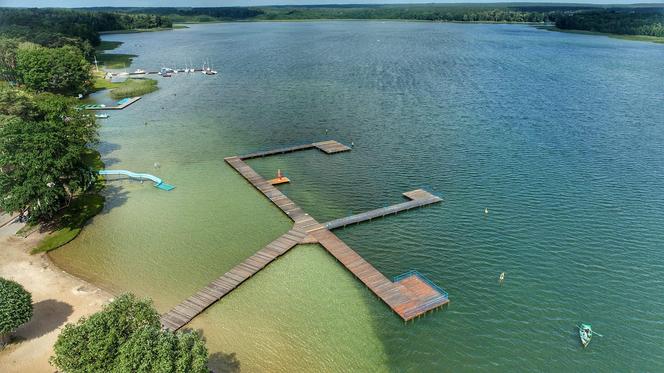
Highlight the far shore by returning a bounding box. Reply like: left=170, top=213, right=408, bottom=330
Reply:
left=100, top=20, right=664, bottom=46
left=0, top=222, right=112, bottom=373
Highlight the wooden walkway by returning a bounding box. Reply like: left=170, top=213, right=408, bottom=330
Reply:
left=84, top=96, right=142, bottom=110
left=160, top=229, right=306, bottom=331
left=324, top=189, right=442, bottom=230
left=238, top=140, right=351, bottom=160
left=161, top=140, right=447, bottom=330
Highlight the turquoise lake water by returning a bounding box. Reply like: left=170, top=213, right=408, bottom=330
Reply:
left=51, top=22, right=664, bottom=371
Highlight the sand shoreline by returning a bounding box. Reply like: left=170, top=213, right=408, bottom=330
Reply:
left=0, top=221, right=112, bottom=373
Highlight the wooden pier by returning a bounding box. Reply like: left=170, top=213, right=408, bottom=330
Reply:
left=160, top=229, right=305, bottom=331
left=81, top=96, right=142, bottom=111
left=160, top=140, right=447, bottom=331
left=239, top=140, right=351, bottom=160
left=324, top=189, right=442, bottom=230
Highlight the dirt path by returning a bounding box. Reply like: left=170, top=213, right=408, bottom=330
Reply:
left=0, top=221, right=112, bottom=373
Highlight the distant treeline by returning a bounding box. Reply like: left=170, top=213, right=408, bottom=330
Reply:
left=81, top=4, right=664, bottom=38
left=1, top=5, right=664, bottom=43
left=555, top=9, right=664, bottom=37
left=0, top=8, right=171, bottom=53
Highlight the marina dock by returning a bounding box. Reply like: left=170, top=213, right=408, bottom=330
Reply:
left=80, top=96, right=142, bottom=111
left=160, top=140, right=447, bottom=331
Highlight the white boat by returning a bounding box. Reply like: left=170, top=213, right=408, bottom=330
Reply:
left=95, top=114, right=109, bottom=119
left=133, top=69, right=146, bottom=74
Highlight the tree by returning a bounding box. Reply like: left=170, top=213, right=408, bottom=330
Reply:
left=116, top=326, right=209, bottom=373
left=0, top=38, right=20, bottom=83
left=16, top=43, right=92, bottom=95
left=0, top=277, right=33, bottom=347
left=0, top=86, right=99, bottom=222
left=50, top=293, right=210, bottom=373
left=50, top=293, right=160, bottom=372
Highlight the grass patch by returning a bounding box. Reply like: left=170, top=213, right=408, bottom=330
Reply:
left=31, top=149, right=106, bottom=254
left=96, top=52, right=137, bottom=69
left=31, top=193, right=105, bottom=254
left=109, top=78, right=158, bottom=99
left=94, top=40, right=135, bottom=69
left=96, top=40, right=123, bottom=51
left=91, top=71, right=159, bottom=98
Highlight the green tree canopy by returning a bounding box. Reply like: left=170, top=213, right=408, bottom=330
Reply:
left=16, top=43, right=92, bottom=95
left=0, top=86, right=99, bottom=222
left=0, top=277, right=33, bottom=347
left=50, top=293, right=209, bottom=373
left=116, top=325, right=209, bottom=373
left=50, top=293, right=160, bottom=372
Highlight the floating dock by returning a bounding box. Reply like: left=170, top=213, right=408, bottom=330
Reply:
left=80, top=96, right=142, bottom=111
left=160, top=140, right=446, bottom=331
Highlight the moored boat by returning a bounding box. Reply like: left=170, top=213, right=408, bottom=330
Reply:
left=578, top=323, right=592, bottom=348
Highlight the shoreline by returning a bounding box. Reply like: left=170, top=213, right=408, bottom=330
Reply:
left=0, top=223, right=112, bottom=373
left=538, top=25, right=664, bottom=44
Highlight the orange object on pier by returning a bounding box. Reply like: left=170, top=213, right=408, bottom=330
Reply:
left=268, top=169, right=290, bottom=185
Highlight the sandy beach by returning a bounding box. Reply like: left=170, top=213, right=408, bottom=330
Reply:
left=0, top=220, right=112, bottom=373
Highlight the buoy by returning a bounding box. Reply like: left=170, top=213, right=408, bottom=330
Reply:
left=499, top=272, right=505, bottom=283
left=351, top=141, right=355, bottom=148
left=484, top=207, right=489, bottom=214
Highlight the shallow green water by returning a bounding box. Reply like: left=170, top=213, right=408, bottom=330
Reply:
left=51, top=22, right=664, bottom=371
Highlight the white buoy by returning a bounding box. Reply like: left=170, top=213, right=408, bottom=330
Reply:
left=484, top=207, right=489, bottom=214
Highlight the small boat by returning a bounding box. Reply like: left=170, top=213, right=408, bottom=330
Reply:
left=578, top=323, right=592, bottom=348
left=95, top=114, right=109, bottom=119
left=162, top=73, right=172, bottom=78
left=133, top=69, right=146, bottom=74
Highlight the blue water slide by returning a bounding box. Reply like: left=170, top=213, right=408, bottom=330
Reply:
left=98, top=170, right=175, bottom=191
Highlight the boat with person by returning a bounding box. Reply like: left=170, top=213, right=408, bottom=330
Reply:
left=578, top=323, right=601, bottom=348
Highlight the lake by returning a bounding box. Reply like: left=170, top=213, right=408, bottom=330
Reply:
left=50, top=21, right=664, bottom=371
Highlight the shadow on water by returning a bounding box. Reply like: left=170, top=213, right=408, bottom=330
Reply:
left=99, top=184, right=130, bottom=216
left=208, top=352, right=241, bottom=373
left=102, top=157, right=122, bottom=167
left=97, top=141, right=121, bottom=156
left=15, top=299, right=73, bottom=341
left=183, top=328, right=241, bottom=373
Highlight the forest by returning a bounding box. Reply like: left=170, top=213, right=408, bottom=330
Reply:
left=555, top=9, right=664, bottom=37
left=83, top=4, right=664, bottom=38
left=0, top=8, right=171, bottom=49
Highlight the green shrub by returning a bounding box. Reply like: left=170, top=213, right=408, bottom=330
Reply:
left=50, top=293, right=209, bottom=372
left=0, top=278, right=33, bottom=347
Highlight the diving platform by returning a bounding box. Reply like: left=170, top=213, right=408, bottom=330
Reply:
left=160, top=140, right=446, bottom=331
left=98, top=170, right=175, bottom=191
